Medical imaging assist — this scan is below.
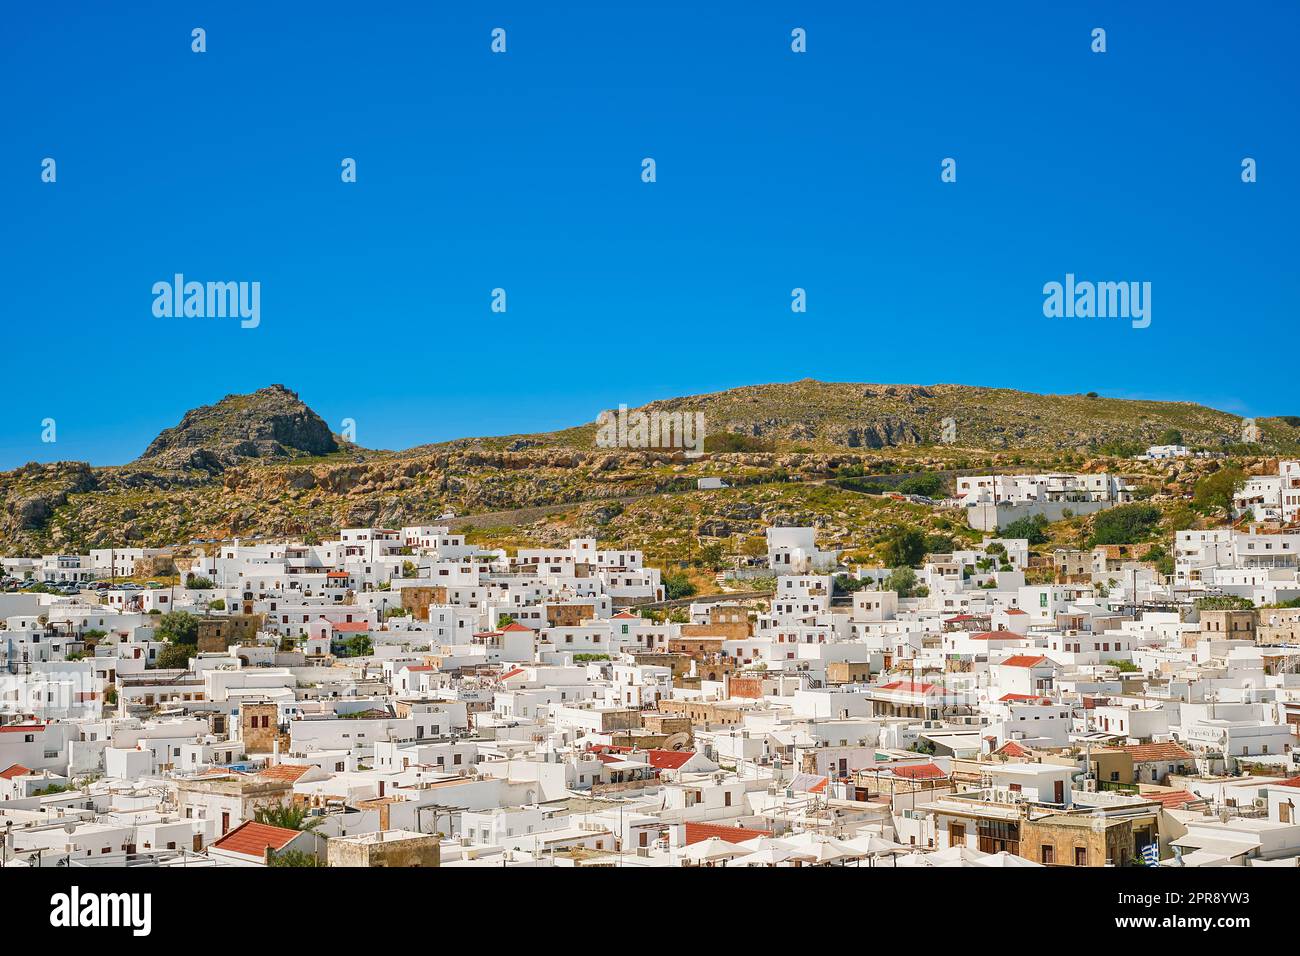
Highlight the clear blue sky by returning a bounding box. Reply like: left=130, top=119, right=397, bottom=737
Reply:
left=3, top=1, right=1296, bottom=468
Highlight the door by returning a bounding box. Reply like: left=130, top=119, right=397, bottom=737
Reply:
left=221, top=811, right=230, bottom=834
left=1054, top=780, right=1064, bottom=804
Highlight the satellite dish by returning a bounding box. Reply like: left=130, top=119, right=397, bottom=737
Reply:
left=660, top=733, right=691, bottom=752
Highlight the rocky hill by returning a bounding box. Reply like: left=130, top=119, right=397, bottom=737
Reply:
left=139, top=385, right=340, bottom=470
left=444, top=380, right=1300, bottom=454
left=0, top=380, right=1295, bottom=557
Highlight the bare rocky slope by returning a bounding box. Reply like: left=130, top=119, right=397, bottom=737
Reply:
left=1, top=380, right=1295, bottom=556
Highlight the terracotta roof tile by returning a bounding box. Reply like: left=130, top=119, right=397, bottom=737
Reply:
left=0, top=764, right=33, bottom=780
left=1109, top=742, right=1192, bottom=762
left=876, top=680, right=938, bottom=694
left=999, top=655, right=1049, bottom=668
left=683, top=822, right=771, bottom=846
left=1140, top=789, right=1207, bottom=810
left=211, top=820, right=302, bottom=858
left=0, top=723, right=46, bottom=733
left=257, top=764, right=313, bottom=783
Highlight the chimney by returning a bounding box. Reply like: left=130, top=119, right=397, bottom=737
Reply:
left=379, top=801, right=390, bottom=832
left=272, top=737, right=280, bottom=766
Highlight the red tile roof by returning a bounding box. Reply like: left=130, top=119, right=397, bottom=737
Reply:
left=999, top=693, right=1052, bottom=702
left=329, top=621, right=371, bottom=633
left=501, top=622, right=533, bottom=632
left=1140, top=789, right=1207, bottom=810
left=499, top=667, right=527, bottom=681
left=876, top=680, right=938, bottom=694
left=995, top=741, right=1029, bottom=758
left=999, top=655, right=1048, bottom=668
left=0, top=764, right=33, bottom=780
left=1003, top=609, right=1028, bottom=616
left=595, top=745, right=697, bottom=770
left=257, top=764, right=314, bottom=783
left=971, top=631, right=1017, bottom=641
left=683, top=822, right=771, bottom=846
left=211, top=820, right=302, bottom=858
left=1270, top=775, right=1300, bottom=790
left=0, top=723, right=45, bottom=733
left=1110, top=742, right=1192, bottom=762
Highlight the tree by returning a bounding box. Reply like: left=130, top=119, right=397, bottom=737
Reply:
left=186, top=576, right=215, bottom=590
left=268, top=849, right=321, bottom=867
left=884, top=566, right=919, bottom=597
left=1194, top=467, right=1245, bottom=513
left=154, top=644, right=193, bottom=670
left=1090, top=504, right=1162, bottom=545
left=1156, top=428, right=1183, bottom=446
left=1000, top=514, right=1051, bottom=545
left=696, top=542, right=725, bottom=571
left=255, top=801, right=322, bottom=831
left=923, top=533, right=957, bottom=555
left=880, top=528, right=926, bottom=568
left=208, top=598, right=225, bottom=611
left=155, top=611, right=198, bottom=645
left=335, top=634, right=373, bottom=658
left=896, top=473, right=945, bottom=497
left=1195, top=595, right=1254, bottom=611
left=663, top=572, right=697, bottom=600
left=1143, top=544, right=1175, bottom=577
left=833, top=573, right=871, bottom=594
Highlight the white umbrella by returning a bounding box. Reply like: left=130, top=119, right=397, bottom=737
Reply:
left=785, top=832, right=865, bottom=857
left=844, top=834, right=907, bottom=866
left=897, top=851, right=983, bottom=867
left=975, top=850, right=1043, bottom=868
left=735, top=835, right=787, bottom=853
left=801, top=842, right=855, bottom=865
left=681, top=836, right=746, bottom=865
left=927, top=844, right=991, bottom=864
left=734, top=843, right=804, bottom=866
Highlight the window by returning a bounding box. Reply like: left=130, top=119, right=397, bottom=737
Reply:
left=1041, top=845, right=1054, bottom=864
left=1075, top=846, right=1087, bottom=866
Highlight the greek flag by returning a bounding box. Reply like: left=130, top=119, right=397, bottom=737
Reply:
left=1141, top=843, right=1160, bottom=866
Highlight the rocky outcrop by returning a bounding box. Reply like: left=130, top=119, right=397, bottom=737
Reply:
left=139, top=384, right=338, bottom=469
